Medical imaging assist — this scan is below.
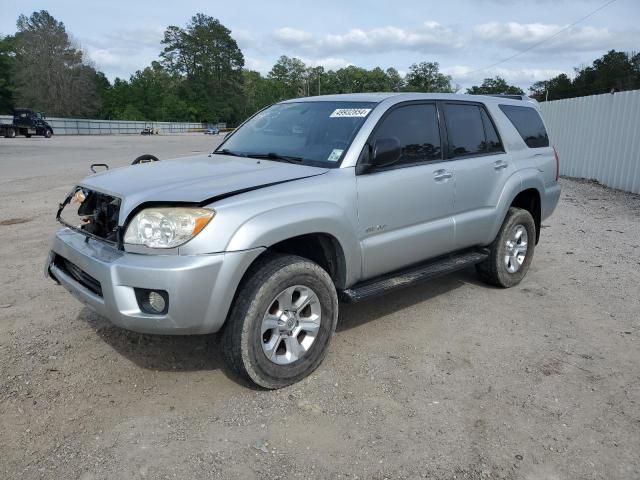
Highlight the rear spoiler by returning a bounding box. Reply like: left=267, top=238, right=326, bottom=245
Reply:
left=487, top=94, right=539, bottom=106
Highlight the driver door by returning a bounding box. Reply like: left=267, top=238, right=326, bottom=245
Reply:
left=356, top=103, right=455, bottom=280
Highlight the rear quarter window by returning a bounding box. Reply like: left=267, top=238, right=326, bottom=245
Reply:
left=499, top=104, right=549, bottom=148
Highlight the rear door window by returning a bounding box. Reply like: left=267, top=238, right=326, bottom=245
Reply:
left=499, top=104, right=549, bottom=148
left=480, top=109, right=503, bottom=153
left=444, top=103, right=503, bottom=158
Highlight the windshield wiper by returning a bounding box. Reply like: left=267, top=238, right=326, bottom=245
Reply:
left=245, top=152, right=305, bottom=164
left=213, top=148, right=244, bottom=157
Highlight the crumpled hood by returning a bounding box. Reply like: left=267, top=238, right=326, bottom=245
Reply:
left=80, top=154, right=329, bottom=223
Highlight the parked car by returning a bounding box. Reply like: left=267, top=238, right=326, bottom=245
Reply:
left=46, top=93, right=560, bottom=388
left=140, top=126, right=156, bottom=135
left=205, top=126, right=220, bottom=135
left=1, top=108, right=53, bottom=138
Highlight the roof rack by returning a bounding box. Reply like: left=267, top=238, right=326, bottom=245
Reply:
left=488, top=94, right=528, bottom=100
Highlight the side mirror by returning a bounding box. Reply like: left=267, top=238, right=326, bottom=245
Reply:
left=356, top=137, right=402, bottom=175
left=371, top=137, right=402, bottom=168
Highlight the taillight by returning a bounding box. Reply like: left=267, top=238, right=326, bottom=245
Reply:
left=553, top=146, right=560, bottom=181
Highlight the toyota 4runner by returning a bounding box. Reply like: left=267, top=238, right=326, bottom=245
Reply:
left=47, top=93, right=561, bottom=388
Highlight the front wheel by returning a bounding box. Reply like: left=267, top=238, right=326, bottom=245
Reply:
left=222, top=254, right=338, bottom=389
left=476, top=207, right=536, bottom=288
left=44, top=128, right=52, bottom=138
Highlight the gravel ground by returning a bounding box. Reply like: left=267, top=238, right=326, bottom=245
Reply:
left=1, top=135, right=639, bottom=480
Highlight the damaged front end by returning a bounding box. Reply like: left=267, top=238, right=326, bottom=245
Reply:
left=56, top=187, right=122, bottom=247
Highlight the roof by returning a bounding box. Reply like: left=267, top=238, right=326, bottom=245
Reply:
left=281, top=92, right=539, bottom=109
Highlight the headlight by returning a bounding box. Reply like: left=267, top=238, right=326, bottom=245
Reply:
left=124, top=207, right=215, bottom=249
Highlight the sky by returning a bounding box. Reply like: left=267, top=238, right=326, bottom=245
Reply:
left=1, top=0, right=639, bottom=92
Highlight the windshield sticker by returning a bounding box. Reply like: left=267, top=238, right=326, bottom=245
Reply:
left=330, top=108, right=372, bottom=118
left=327, top=149, right=344, bottom=162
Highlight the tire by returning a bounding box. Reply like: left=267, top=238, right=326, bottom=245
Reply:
left=131, top=154, right=159, bottom=165
left=25, top=133, right=31, bottom=138
left=222, top=254, right=339, bottom=389
left=476, top=207, right=536, bottom=288
left=5, top=128, right=16, bottom=138
left=44, top=128, right=52, bottom=138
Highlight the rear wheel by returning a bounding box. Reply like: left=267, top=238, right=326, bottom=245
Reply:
left=5, top=128, right=16, bottom=138
left=476, top=207, right=536, bottom=288
left=25, top=133, right=31, bottom=138
left=222, top=254, right=338, bottom=389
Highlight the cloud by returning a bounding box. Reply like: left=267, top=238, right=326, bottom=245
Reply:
left=443, top=64, right=565, bottom=91
left=273, top=27, right=314, bottom=44
left=474, top=21, right=639, bottom=52
left=446, top=64, right=564, bottom=82
left=302, top=57, right=352, bottom=70
left=272, top=21, right=464, bottom=55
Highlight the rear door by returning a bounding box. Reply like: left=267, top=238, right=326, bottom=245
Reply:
left=355, top=102, right=455, bottom=280
left=441, top=101, right=514, bottom=249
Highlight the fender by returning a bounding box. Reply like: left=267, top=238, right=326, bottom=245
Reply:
left=487, top=167, right=544, bottom=244
left=225, top=201, right=362, bottom=287
left=486, top=170, right=524, bottom=244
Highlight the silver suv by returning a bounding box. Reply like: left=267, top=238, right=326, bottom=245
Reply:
left=47, top=93, right=561, bottom=388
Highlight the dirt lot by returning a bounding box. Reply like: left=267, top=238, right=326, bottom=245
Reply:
left=1, top=135, right=639, bottom=479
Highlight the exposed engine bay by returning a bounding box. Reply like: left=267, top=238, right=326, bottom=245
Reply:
left=57, top=187, right=122, bottom=244
left=56, top=154, right=160, bottom=245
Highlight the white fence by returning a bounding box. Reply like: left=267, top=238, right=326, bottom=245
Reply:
left=0, top=115, right=205, bottom=135
left=539, top=89, right=640, bottom=194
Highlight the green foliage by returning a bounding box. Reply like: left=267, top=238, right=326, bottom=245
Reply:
left=0, top=35, right=15, bottom=113
left=466, top=76, right=524, bottom=95
left=4, top=10, right=638, bottom=124
left=13, top=10, right=100, bottom=117
left=530, top=50, right=640, bottom=101
left=160, top=14, right=245, bottom=123
left=404, top=62, right=453, bottom=93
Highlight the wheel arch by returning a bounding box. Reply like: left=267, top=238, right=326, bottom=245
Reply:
left=225, top=202, right=361, bottom=288
left=510, top=188, right=541, bottom=244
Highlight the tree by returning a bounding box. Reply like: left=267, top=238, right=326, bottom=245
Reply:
left=241, top=69, right=280, bottom=117
left=13, top=10, right=99, bottom=117
left=161, top=14, right=245, bottom=123
left=0, top=35, right=15, bottom=113
left=529, top=74, right=573, bottom=101
left=268, top=55, right=308, bottom=100
left=386, top=67, right=404, bottom=92
left=404, top=62, right=453, bottom=93
left=529, top=50, right=640, bottom=101
left=572, top=50, right=640, bottom=95
left=466, top=76, right=524, bottom=95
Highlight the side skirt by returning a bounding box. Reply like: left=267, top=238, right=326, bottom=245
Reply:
left=339, top=249, right=488, bottom=303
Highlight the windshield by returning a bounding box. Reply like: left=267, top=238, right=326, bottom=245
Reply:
left=216, top=101, right=377, bottom=167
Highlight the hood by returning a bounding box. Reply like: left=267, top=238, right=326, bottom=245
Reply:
left=80, top=154, right=329, bottom=222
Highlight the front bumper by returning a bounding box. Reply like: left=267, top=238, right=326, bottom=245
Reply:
left=47, top=228, right=263, bottom=334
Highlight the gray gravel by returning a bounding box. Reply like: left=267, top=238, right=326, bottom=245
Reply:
left=1, top=135, right=639, bottom=479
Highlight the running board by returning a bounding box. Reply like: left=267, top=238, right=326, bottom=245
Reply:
left=339, top=250, right=488, bottom=303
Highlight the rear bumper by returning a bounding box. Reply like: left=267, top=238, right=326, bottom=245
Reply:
left=541, top=183, right=561, bottom=221
left=47, top=228, right=263, bottom=334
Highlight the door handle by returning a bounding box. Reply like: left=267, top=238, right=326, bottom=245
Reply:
left=493, top=160, right=508, bottom=170
left=433, top=169, right=453, bottom=181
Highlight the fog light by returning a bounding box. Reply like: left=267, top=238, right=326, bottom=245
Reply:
left=135, top=288, right=169, bottom=315
left=148, top=291, right=166, bottom=313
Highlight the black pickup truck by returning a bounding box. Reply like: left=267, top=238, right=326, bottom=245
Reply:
left=1, top=108, right=54, bottom=138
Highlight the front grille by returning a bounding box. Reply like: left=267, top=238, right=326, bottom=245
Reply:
left=53, top=254, right=103, bottom=297
left=57, top=187, right=121, bottom=245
